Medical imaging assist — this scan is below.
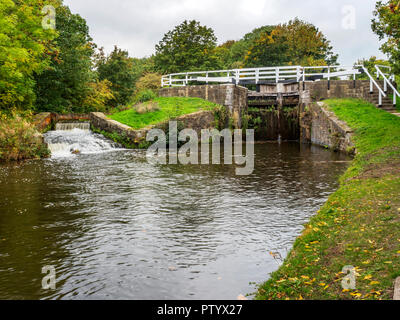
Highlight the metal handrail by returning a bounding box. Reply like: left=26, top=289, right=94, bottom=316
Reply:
left=375, top=65, right=399, bottom=105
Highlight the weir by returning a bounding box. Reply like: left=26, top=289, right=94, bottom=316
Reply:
left=44, top=122, right=120, bottom=158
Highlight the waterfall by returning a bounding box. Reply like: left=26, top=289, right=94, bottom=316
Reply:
left=44, top=123, right=122, bottom=158
left=55, top=122, right=91, bottom=131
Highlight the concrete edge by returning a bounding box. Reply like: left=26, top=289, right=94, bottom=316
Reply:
left=394, top=277, right=400, bottom=300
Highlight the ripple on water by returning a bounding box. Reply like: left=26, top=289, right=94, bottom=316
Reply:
left=0, top=142, right=350, bottom=300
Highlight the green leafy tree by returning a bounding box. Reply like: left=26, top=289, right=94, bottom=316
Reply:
left=0, top=0, right=58, bottom=111
left=154, top=20, right=219, bottom=74
left=96, top=46, right=137, bottom=106
left=355, top=56, right=391, bottom=79
left=372, top=1, right=400, bottom=74
left=82, top=79, right=114, bottom=113
left=35, top=5, right=95, bottom=113
left=134, top=72, right=162, bottom=93
left=244, top=19, right=338, bottom=68
left=228, top=26, right=276, bottom=68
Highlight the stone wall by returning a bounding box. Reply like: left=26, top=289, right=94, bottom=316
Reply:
left=90, top=110, right=216, bottom=145
left=299, top=80, right=384, bottom=102
left=300, top=102, right=355, bottom=154
left=33, top=113, right=90, bottom=132
left=159, top=84, right=248, bottom=128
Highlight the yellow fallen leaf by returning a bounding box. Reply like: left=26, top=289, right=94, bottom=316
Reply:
left=319, top=283, right=326, bottom=286
left=364, top=275, right=372, bottom=280
left=384, top=261, right=392, bottom=264
left=370, top=281, right=380, bottom=285
left=350, top=292, right=362, bottom=297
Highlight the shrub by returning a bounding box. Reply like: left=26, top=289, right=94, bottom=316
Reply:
left=135, top=73, right=162, bottom=93
left=135, top=89, right=157, bottom=103
left=0, top=112, right=50, bottom=161
left=135, top=102, right=160, bottom=114
left=81, top=79, right=115, bottom=113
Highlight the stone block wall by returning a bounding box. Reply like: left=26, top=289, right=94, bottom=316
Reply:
left=300, top=102, right=355, bottom=154
left=90, top=110, right=216, bottom=145
left=159, top=84, right=248, bottom=128
left=299, top=80, right=386, bottom=102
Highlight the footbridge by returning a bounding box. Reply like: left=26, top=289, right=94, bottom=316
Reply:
left=161, top=65, right=399, bottom=114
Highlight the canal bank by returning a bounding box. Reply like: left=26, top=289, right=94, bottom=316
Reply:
left=257, top=98, right=400, bottom=300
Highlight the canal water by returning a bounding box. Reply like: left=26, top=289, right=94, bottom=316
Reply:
left=0, top=128, right=350, bottom=299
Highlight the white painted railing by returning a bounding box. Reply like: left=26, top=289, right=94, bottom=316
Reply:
left=161, top=65, right=398, bottom=107
left=161, top=65, right=363, bottom=87
left=375, top=65, right=399, bottom=106
left=360, top=66, right=387, bottom=106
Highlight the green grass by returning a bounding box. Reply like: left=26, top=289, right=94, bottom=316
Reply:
left=108, top=97, right=220, bottom=129
left=388, top=94, right=400, bottom=112
left=256, top=98, right=400, bottom=300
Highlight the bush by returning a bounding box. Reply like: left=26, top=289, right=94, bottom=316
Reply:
left=82, top=79, right=115, bottom=113
left=135, top=73, right=162, bottom=92
left=0, top=112, right=50, bottom=161
left=135, top=89, right=157, bottom=103
left=135, top=102, right=160, bottom=114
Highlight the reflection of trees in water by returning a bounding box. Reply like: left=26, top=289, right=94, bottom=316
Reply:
left=0, top=160, right=85, bottom=299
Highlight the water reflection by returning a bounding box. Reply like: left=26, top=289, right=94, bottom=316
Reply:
left=0, top=142, right=350, bottom=299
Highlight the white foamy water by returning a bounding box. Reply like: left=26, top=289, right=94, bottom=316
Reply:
left=44, top=125, right=122, bottom=158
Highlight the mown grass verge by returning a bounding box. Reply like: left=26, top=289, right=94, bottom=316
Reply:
left=256, top=98, right=400, bottom=300
left=108, top=97, right=223, bottom=130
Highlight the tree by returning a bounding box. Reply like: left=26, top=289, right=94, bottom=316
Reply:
left=82, top=79, right=114, bottom=113
left=34, top=5, right=95, bottom=113
left=154, top=20, right=219, bottom=74
left=355, top=56, right=391, bottom=79
left=244, top=19, right=338, bottom=68
left=244, top=28, right=291, bottom=67
left=96, top=46, right=137, bottom=106
left=134, top=73, right=162, bottom=93
left=372, top=1, right=400, bottom=74
left=276, top=18, right=338, bottom=66
left=0, top=0, right=58, bottom=111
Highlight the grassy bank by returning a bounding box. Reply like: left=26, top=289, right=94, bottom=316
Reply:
left=0, top=112, right=50, bottom=162
left=257, top=98, right=400, bottom=300
left=109, top=97, right=221, bottom=129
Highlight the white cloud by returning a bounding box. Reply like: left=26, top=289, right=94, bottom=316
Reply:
left=63, top=0, right=387, bottom=64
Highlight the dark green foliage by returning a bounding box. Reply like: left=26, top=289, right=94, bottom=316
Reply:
left=96, top=46, right=137, bottom=106
left=135, top=90, right=157, bottom=103
left=154, top=20, right=219, bottom=74
left=34, top=5, right=95, bottom=113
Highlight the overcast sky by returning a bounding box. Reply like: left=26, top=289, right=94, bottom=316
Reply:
left=64, top=0, right=386, bottom=65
